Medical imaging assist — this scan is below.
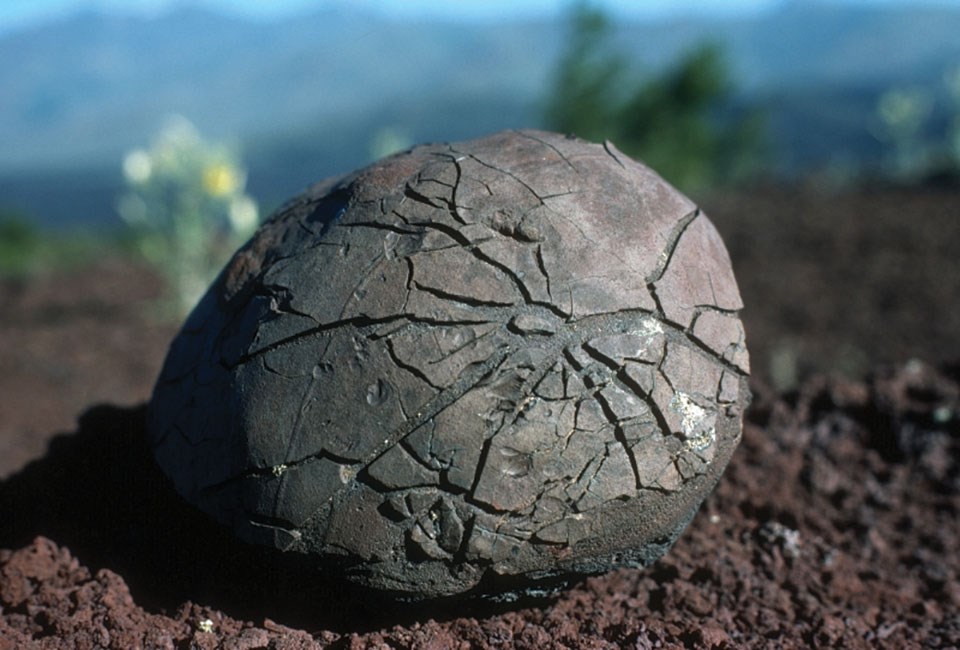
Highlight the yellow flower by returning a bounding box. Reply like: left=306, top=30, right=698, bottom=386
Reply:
left=202, top=163, right=241, bottom=197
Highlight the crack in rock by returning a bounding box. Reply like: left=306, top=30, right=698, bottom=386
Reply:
left=147, top=129, right=750, bottom=602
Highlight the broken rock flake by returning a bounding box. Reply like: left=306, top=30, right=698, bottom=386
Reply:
left=147, top=129, right=750, bottom=601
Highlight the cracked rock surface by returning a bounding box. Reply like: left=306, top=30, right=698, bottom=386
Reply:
left=147, top=129, right=749, bottom=600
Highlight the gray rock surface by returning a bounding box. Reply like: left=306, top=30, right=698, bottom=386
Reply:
left=147, top=130, right=750, bottom=600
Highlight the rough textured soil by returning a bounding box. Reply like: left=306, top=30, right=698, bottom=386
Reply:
left=1, top=184, right=959, bottom=647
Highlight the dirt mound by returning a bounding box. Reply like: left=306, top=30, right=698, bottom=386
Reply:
left=2, top=361, right=957, bottom=648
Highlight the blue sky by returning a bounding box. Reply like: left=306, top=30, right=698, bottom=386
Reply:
left=0, top=0, right=949, bottom=33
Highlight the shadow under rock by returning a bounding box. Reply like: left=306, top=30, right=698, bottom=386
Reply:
left=0, top=405, right=543, bottom=633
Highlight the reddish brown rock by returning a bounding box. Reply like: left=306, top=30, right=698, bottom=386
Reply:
left=147, top=130, right=750, bottom=600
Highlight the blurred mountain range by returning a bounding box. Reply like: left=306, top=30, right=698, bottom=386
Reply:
left=3, top=1, right=960, bottom=228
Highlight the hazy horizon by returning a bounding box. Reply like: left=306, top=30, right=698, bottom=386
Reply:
left=2, top=0, right=956, bottom=35
left=3, top=0, right=959, bottom=229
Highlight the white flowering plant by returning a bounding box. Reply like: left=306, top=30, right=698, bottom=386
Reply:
left=118, top=116, right=259, bottom=318
left=872, top=65, right=960, bottom=181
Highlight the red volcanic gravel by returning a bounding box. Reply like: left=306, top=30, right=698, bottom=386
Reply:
left=1, top=362, right=958, bottom=648
left=2, top=185, right=959, bottom=647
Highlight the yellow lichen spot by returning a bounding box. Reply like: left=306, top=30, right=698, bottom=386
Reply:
left=339, top=464, right=357, bottom=484
left=671, top=391, right=716, bottom=452
left=202, top=163, right=240, bottom=197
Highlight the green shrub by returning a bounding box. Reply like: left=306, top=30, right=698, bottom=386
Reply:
left=543, top=2, right=765, bottom=191
left=0, top=211, right=102, bottom=279
left=0, top=212, right=42, bottom=277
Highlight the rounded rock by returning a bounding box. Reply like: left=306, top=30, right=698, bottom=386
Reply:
left=147, top=130, right=750, bottom=600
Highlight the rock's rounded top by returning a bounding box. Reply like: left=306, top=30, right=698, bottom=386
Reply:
left=148, top=129, right=749, bottom=600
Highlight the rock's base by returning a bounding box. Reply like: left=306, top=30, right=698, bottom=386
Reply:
left=2, top=362, right=958, bottom=648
